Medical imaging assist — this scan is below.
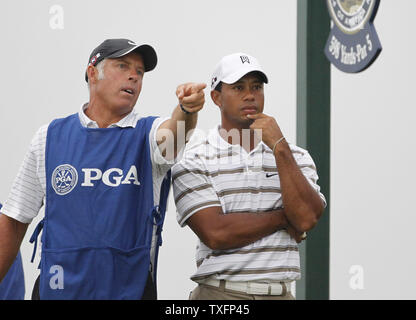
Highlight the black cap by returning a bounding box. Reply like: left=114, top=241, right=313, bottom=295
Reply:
left=85, top=38, right=158, bottom=82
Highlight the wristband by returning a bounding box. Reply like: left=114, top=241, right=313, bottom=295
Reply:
left=272, top=136, right=285, bottom=154
left=180, top=104, right=192, bottom=114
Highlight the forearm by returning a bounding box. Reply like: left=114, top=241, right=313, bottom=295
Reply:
left=216, top=209, right=288, bottom=250
left=156, top=81, right=205, bottom=159
left=171, top=103, right=198, bottom=140
left=0, top=214, right=27, bottom=282
left=190, top=208, right=289, bottom=251
left=157, top=105, right=198, bottom=160
left=274, top=140, right=324, bottom=232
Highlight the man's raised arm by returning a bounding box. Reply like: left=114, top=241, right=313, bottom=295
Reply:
left=156, top=83, right=206, bottom=160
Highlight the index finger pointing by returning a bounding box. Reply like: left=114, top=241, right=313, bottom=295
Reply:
left=176, top=86, right=185, bottom=99
left=192, top=83, right=207, bottom=92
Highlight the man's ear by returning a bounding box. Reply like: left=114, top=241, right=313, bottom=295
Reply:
left=210, top=90, right=222, bottom=108
left=86, top=65, right=98, bottom=84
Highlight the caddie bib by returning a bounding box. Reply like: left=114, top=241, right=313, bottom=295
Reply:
left=30, top=113, right=170, bottom=299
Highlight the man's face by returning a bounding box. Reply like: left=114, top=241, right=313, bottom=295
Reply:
left=211, top=72, right=265, bottom=130
left=93, top=52, right=145, bottom=114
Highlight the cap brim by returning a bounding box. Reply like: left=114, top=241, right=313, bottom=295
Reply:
left=222, top=68, right=268, bottom=85
left=85, top=44, right=158, bottom=82
left=108, top=44, right=158, bottom=72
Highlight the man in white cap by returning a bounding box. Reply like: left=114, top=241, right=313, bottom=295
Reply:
left=0, top=38, right=206, bottom=300
left=172, top=53, right=326, bottom=300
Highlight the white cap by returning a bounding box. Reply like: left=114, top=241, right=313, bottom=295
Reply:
left=210, top=53, right=268, bottom=91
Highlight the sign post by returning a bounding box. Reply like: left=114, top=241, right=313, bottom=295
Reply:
left=296, top=0, right=382, bottom=300
left=296, top=0, right=331, bottom=300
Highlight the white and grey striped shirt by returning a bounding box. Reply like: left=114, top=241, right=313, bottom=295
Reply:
left=1, top=104, right=172, bottom=224
left=172, top=126, right=326, bottom=283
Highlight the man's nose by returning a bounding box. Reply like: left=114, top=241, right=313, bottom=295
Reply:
left=128, top=73, right=138, bottom=82
left=243, top=89, right=255, bottom=101
left=128, top=69, right=139, bottom=82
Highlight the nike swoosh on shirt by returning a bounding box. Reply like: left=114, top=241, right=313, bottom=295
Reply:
left=266, top=173, right=278, bottom=178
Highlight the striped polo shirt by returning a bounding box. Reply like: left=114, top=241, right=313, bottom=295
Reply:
left=172, top=126, right=326, bottom=283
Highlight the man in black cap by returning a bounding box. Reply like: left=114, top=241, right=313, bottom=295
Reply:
left=0, top=38, right=206, bottom=300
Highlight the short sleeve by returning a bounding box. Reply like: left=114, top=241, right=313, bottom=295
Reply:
left=149, top=117, right=188, bottom=178
left=291, top=145, right=327, bottom=207
left=1, top=126, right=47, bottom=223
left=172, top=157, right=221, bottom=227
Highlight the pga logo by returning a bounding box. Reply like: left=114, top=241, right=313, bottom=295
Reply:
left=81, top=166, right=140, bottom=187
left=52, top=164, right=140, bottom=195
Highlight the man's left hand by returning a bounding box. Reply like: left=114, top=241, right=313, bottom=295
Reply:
left=176, top=83, right=207, bottom=114
left=286, top=225, right=306, bottom=244
left=247, top=113, right=284, bottom=149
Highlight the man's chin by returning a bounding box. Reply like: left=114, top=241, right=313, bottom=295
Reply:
left=121, top=97, right=139, bottom=107
left=241, top=116, right=254, bottom=127
left=112, top=102, right=135, bottom=115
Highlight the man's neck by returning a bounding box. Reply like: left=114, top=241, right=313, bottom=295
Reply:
left=85, top=100, right=132, bottom=128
